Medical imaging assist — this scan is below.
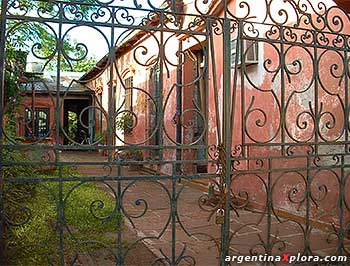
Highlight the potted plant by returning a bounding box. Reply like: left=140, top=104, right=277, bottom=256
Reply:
left=115, top=112, right=134, bottom=135
left=94, top=130, right=107, bottom=155
left=94, top=130, right=106, bottom=143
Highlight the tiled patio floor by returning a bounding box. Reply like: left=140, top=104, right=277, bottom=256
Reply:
left=62, top=151, right=350, bottom=266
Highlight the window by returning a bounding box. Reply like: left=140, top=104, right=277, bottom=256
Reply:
left=148, top=64, right=162, bottom=158
left=25, top=108, right=50, bottom=138
left=231, top=38, right=259, bottom=68
left=124, top=76, right=133, bottom=111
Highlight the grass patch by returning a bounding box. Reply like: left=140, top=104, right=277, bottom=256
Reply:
left=6, top=166, right=120, bottom=265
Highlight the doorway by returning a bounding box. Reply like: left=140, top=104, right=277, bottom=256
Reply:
left=63, top=99, right=93, bottom=145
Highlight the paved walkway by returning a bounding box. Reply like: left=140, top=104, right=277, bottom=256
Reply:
left=62, top=151, right=350, bottom=266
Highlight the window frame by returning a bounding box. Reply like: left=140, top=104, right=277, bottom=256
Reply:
left=123, top=76, right=134, bottom=112
left=231, top=38, right=259, bottom=68
left=25, top=107, right=50, bottom=139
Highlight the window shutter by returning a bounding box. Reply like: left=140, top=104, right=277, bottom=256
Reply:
left=231, top=39, right=259, bottom=68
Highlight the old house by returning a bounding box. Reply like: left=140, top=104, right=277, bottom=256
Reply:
left=12, top=70, right=95, bottom=145
left=3, top=0, right=350, bottom=264
left=79, top=0, right=350, bottom=227
left=81, top=1, right=349, bottom=158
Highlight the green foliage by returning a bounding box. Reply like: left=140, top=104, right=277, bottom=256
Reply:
left=3, top=45, right=28, bottom=139
left=7, top=166, right=120, bottom=265
left=4, top=45, right=28, bottom=102
left=3, top=149, right=38, bottom=179
left=94, top=130, right=106, bottom=143
left=3, top=150, right=119, bottom=265
left=1, top=1, right=118, bottom=261
left=67, top=111, right=78, bottom=141
left=115, top=113, right=134, bottom=134
left=6, top=20, right=98, bottom=73
left=70, top=55, right=98, bottom=73
left=2, top=1, right=99, bottom=106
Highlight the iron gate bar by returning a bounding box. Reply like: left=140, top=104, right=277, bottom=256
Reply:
left=5, top=152, right=350, bottom=183
left=208, top=17, right=222, bottom=145
left=221, top=0, right=232, bottom=264
left=117, top=164, right=122, bottom=265
left=0, top=0, right=6, bottom=264
left=339, top=155, right=345, bottom=257
left=2, top=0, right=350, bottom=265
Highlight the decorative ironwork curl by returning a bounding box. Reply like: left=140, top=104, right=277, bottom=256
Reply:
left=37, top=2, right=60, bottom=19
left=63, top=181, right=118, bottom=222
left=243, top=22, right=259, bottom=39
left=7, top=0, right=29, bottom=16
left=114, top=7, right=135, bottom=26
left=91, top=6, right=112, bottom=23
left=4, top=182, right=57, bottom=228
left=286, top=144, right=315, bottom=156
left=120, top=180, right=171, bottom=229
left=187, top=16, right=206, bottom=32
left=132, top=32, right=160, bottom=67
left=265, top=24, right=280, bottom=41
left=60, top=104, right=108, bottom=146
left=244, top=95, right=281, bottom=144
left=231, top=144, right=243, bottom=158
left=63, top=4, right=85, bottom=22
left=140, top=11, right=161, bottom=27
left=227, top=0, right=350, bottom=35
left=283, top=27, right=298, bottom=43
left=211, top=18, right=224, bottom=36
left=272, top=171, right=307, bottom=221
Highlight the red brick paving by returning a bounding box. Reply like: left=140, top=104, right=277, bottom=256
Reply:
left=62, top=152, right=350, bottom=266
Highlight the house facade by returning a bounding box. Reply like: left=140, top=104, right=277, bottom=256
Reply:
left=7, top=71, right=95, bottom=145
left=80, top=0, right=350, bottom=225
left=82, top=0, right=349, bottom=160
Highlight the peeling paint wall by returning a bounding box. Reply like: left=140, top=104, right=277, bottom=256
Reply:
left=87, top=0, right=349, bottom=224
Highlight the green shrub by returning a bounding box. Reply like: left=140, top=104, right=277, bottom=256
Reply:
left=7, top=166, right=121, bottom=265
left=115, top=112, right=134, bottom=134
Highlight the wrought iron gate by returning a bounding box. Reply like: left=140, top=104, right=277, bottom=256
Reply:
left=1, top=0, right=350, bottom=265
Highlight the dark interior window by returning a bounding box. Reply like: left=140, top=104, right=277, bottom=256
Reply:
left=25, top=108, right=50, bottom=138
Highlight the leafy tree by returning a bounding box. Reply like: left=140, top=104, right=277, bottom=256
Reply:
left=4, top=44, right=27, bottom=101
left=1, top=0, right=99, bottom=104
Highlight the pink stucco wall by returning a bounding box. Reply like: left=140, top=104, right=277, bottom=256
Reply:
left=89, top=0, right=349, bottom=226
